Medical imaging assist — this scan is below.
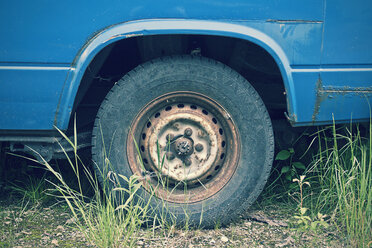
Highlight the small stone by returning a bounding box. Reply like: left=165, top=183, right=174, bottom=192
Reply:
left=245, top=221, right=252, bottom=227
left=221, top=236, right=229, bottom=242
left=51, top=239, right=59, bottom=246
left=56, top=225, right=64, bottom=231
left=65, top=217, right=75, bottom=224
left=42, top=236, right=50, bottom=241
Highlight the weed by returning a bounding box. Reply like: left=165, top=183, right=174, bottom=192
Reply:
left=16, top=119, right=202, bottom=247
left=275, top=148, right=306, bottom=182
left=9, top=175, right=52, bottom=206
left=303, top=122, right=372, bottom=247
left=291, top=175, right=328, bottom=233
left=14, top=120, right=153, bottom=248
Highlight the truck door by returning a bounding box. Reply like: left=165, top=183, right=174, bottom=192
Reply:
left=317, top=0, right=372, bottom=122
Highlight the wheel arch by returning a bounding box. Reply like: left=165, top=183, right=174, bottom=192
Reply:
left=56, top=19, right=295, bottom=130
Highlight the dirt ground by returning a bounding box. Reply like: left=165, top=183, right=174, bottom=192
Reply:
left=0, top=198, right=346, bottom=248
left=0, top=147, right=348, bottom=247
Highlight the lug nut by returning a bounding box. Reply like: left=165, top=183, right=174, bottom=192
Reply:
left=198, top=130, right=205, bottom=138
left=166, top=152, right=175, bottom=161
left=166, top=133, right=174, bottom=142
left=173, top=123, right=180, bottom=130
left=184, top=157, right=192, bottom=166
left=195, top=143, right=204, bottom=152
left=184, top=128, right=193, bottom=136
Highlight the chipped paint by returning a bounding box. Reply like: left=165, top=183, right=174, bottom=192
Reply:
left=266, top=19, right=322, bottom=24
left=312, top=78, right=372, bottom=122
left=321, top=86, right=372, bottom=96
left=312, top=78, right=326, bottom=122
left=125, top=33, right=143, bottom=38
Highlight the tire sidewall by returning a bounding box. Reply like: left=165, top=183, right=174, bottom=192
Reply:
left=92, top=56, right=274, bottom=227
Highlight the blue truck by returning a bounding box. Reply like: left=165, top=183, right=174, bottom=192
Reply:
left=1, top=0, right=371, bottom=226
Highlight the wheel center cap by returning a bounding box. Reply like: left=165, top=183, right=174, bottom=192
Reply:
left=175, top=138, right=193, bottom=156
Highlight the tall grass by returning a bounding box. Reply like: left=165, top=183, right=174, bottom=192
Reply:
left=21, top=124, right=153, bottom=248
left=9, top=174, right=52, bottom=206
left=13, top=117, right=371, bottom=246
left=306, top=122, right=372, bottom=247
left=23, top=120, right=196, bottom=247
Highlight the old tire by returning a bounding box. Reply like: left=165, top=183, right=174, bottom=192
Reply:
left=92, top=56, right=274, bottom=228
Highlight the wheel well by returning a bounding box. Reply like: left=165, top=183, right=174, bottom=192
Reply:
left=70, top=34, right=286, bottom=131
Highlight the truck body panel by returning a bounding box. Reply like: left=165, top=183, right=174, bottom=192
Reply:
left=0, top=0, right=371, bottom=132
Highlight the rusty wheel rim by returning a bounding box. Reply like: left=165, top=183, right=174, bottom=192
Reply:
left=127, top=92, right=240, bottom=203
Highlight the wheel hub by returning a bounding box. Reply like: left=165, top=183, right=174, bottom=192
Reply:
left=175, top=138, right=193, bottom=156
left=147, top=112, right=219, bottom=182
left=126, top=92, right=240, bottom=203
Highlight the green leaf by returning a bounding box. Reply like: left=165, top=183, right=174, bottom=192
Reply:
left=321, top=222, right=329, bottom=228
left=285, top=174, right=292, bottom=181
left=289, top=148, right=295, bottom=154
left=300, top=207, right=308, bottom=215
left=281, top=166, right=290, bottom=174
left=118, top=174, right=129, bottom=182
left=304, top=216, right=312, bottom=221
left=311, top=222, right=317, bottom=230
left=289, top=183, right=297, bottom=189
left=293, top=162, right=306, bottom=170
left=275, top=150, right=291, bottom=160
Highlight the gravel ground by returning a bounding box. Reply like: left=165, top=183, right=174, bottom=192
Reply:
left=0, top=153, right=347, bottom=247
left=0, top=201, right=345, bottom=248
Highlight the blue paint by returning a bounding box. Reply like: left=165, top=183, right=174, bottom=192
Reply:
left=0, top=0, right=324, bottom=63
left=0, top=68, right=69, bottom=129
left=0, top=0, right=371, bottom=131
left=56, top=20, right=297, bottom=129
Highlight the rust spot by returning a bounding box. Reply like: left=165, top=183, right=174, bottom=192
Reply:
left=312, top=78, right=324, bottom=122
left=321, top=86, right=372, bottom=96
left=126, top=91, right=239, bottom=203
left=312, top=78, right=372, bottom=122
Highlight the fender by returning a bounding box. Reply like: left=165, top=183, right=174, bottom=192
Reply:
left=56, top=19, right=295, bottom=129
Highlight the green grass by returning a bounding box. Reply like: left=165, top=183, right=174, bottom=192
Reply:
left=25, top=120, right=190, bottom=247
left=15, top=124, right=153, bottom=248
left=9, top=175, right=53, bottom=207
left=260, top=121, right=371, bottom=247
left=307, top=123, right=372, bottom=247
left=5, top=119, right=371, bottom=247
